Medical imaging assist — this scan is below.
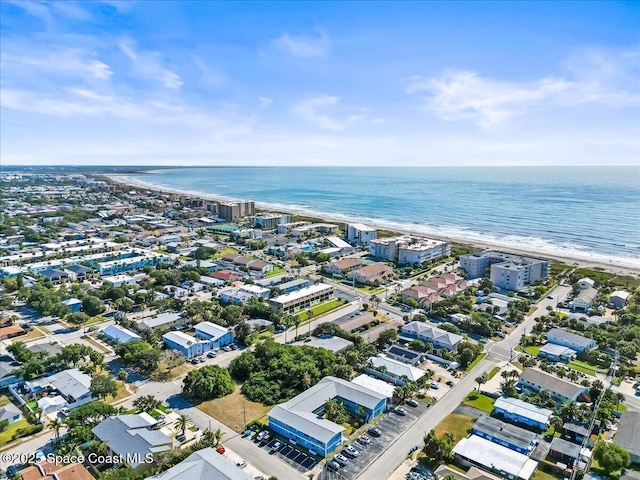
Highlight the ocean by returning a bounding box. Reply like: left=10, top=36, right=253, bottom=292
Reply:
left=122, top=166, right=640, bottom=267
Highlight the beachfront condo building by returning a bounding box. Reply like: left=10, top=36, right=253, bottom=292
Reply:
left=253, top=212, right=289, bottom=230
left=268, top=283, right=334, bottom=313
left=345, top=223, right=377, bottom=246
left=216, top=201, right=255, bottom=221
left=369, top=236, right=450, bottom=265
left=459, top=250, right=549, bottom=291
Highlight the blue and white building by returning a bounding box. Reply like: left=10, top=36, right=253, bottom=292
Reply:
left=193, top=322, right=234, bottom=349
left=62, top=298, right=83, bottom=313
left=100, top=324, right=142, bottom=344
left=162, top=331, right=210, bottom=359
left=545, top=328, right=597, bottom=353
left=472, top=416, right=539, bottom=455
left=493, top=396, right=553, bottom=431
left=268, top=376, right=388, bottom=457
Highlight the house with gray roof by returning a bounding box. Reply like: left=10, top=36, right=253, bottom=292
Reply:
left=613, top=411, right=640, bottom=464
left=0, top=402, right=22, bottom=424
left=573, top=287, right=597, bottom=312
left=546, top=328, right=597, bottom=353
left=147, top=447, right=252, bottom=480
left=401, top=321, right=463, bottom=351
left=472, top=415, right=539, bottom=455
left=27, top=368, right=92, bottom=415
left=93, top=413, right=174, bottom=472
left=268, top=376, right=387, bottom=457
left=134, top=312, right=186, bottom=330
left=493, top=396, right=553, bottom=431
left=517, top=368, right=588, bottom=403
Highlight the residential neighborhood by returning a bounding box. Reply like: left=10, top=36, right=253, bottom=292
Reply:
left=0, top=172, right=638, bottom=480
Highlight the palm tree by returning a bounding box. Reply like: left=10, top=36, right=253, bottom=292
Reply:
left=212, top=427, right=225, bottom=446
left=560, top=401, right=578, bottom=422
left=175, top=414, right=190, bottom=436
left=475, top=373, right=488, bottom=391
left=550, top=416, right=564, bottom=435
left=50, top=418, right=64, bottom=442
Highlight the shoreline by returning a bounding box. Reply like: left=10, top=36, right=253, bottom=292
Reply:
left=105, top=174, right=640, bottom=277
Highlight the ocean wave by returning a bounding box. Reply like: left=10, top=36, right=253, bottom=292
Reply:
left=115, top=173, right=640, bottom=269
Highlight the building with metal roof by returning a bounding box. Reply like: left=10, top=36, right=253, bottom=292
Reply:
left=546, top=328, right=597, bottom=353
left=100, top=324, right=142, bottom=343
left=493, top=396, right=553, bottom=431
left=472, top=415, right=539, bottom=455
left=147, top=447, right=252, bottom=480
left=268, top=376, right=387, bottom=457
left=614, top=411, right=640, bottom=464
left=453, top=435, right=538, bottom=480
left=517, top=368, right=588, bottom=403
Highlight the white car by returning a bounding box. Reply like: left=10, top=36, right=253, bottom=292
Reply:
left=236, top=460, right=247, bottom=469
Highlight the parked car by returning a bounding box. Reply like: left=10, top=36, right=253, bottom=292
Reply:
left=356, top=434, right=371, bottom=445
left=60, top=407, right=70, bottom=416
left=445, top=380, right=454, bottom=387
left=222, top=346, right=232, bottom=352
left=430, top=382, right=439, bottom=389
left=342, top=445, right=360, bottom=457
left=259, top=433, right=270, bottom=444
left=216, top=446, right=225, bottom=454
left=368, top=427, right=382, bottom=437
left=394, top=407, right=407, bottom=416
left=207, top=351, right=217, bottom=358
left=406, top=399, right=419, bottom=407
left=547, top=295, right=554, bottom=300
left=230, top=344, right=239, bottom=350
left=236, top=460, right=247, bottom=469
left=190, top=358, right=199, bottom=364
left=327, top=460, right=341, bottom=471
left=255, top=430, right=268, bottom=443
left=334, top=454, right=350, bottom=466
left=270, top=440, right=282, bottom=453
left=176, top=433, right=186, bottom=442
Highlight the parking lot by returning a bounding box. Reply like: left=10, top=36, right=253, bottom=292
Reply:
left=328, top=400, right=431, bottom=479
left=249, top=431, right=320, bottom=473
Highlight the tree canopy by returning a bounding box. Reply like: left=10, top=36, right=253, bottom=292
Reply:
left=183, top=365, right=235, bottom=400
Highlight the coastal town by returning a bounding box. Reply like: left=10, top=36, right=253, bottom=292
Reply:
left=0, top=172, right=639, bottom=480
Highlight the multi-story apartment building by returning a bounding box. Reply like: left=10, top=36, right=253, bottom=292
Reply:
left=268, top=283, right=333, bottom=313
left=370, top=236, right=450, bottom=265
left=253, top=212, right=288, bottom=230
left=459, top=251, right=549, bottom=291
left=216, top=201, right=255, bottom=222
left=345, top=223, right=377, bottom=246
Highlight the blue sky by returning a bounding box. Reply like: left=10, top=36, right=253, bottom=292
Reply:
left=1, top=1, right=638, bottom=166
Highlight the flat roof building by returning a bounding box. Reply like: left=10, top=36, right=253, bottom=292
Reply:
left=493, top=396, right=553, bottom=431
left=268, top=283, right=333, bottom=313
left=546, top=328, right=597, bottom=353
left=268, top=376, right=387, bottom=458
left=460, top=251, right=549, bottom=291
left=453, top=435, right=538, bottom=480
left=472, top=415, right=539, bottom=455
left=518, top=368, right=588, bottom=403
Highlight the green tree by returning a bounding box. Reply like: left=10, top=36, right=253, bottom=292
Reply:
left=422, top=430, right=454, bottom=466
left=376, top=329, right=398, bottom=349
left=90, top=374, right=118, bottom=399
left=50, top=418, right=65, bottom=442
left=116, top=340, right=160, bottom=374
left=101, top=467, right=143, bottom=480
left=133, top=395, right=161, bottom=412
left=592, top=441, right=630, bottom=473
left=183, top=365, right=235, bottom=400
left=66, top=401, right=116, bottom=429
left=324, top=398, right=347, bottom=425
left=82, top=295, right=105, bottom=316
left=174, top=414, right=190, bottom=435
left=549, top=416, right=564, bottom=435
left=500, top=379, right=517, bottom=397
left=475, top=373, right=488, bottom=391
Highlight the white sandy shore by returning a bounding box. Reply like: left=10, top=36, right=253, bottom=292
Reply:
left=106, top=174, right=640, bottom=277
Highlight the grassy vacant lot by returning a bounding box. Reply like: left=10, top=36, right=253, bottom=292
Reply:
left=197, top=385, right=272, bottom=433
left=524, top=345, right=542, bottom=356
left=83, top=336, right=111, bottom=353
left=213, top=247, right=238, bottom=259
left=463, top=392, right=496, bottom=413
left=434, top=413, right=474, bottom=445
left=266, top=267, right=285, bottom=277
left=298, top=298, right=346, bottom=319
left=0, top=416, right=32, bottom=447
left=567, top=360, right=600, bottom=376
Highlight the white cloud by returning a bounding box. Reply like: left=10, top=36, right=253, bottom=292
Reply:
left=293, top=94, right=371, bottom=131
left=2, top=48, right=112, bottom=80
left=270, top=31, right=329, bottom=58
left=119, top=38, right=183, bottom=90
left=407, top=49, right=639, bottom=128
left=258, top=97, right=273, bottom=109
left=407, top=70, right=571, bottom=127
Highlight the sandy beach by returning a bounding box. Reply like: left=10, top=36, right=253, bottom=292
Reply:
left=106, top=174, right=640, bottom=277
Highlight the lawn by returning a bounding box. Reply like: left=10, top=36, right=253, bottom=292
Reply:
left=433, top=413, right=474, bottom=445
left=18, top=328, right=45, bottom=342
left=213, top=247, right=238, bottom=259
left=108, top=381, right=132, bottom=404
left=266, top=267, right=286, bottom=277
left=463, top=392, right=496, bottom=413
left=567, top=361, right=599, bottom=376
left=532, top=469, right=560, bottom=480
left=487, top=366, right=501, bottom=379
left=297, top=298, right=346, bottom=320
left=355, top=285, right=385, bottom=294
left=0, top=416, right=32, bottom=447
left=83, top=336, right=111, bottom=353
left=465, top=352, right=487, bottom=372
left=524, top=345, right=542, bottom=356
left=197, top=385, right=272, bottom=433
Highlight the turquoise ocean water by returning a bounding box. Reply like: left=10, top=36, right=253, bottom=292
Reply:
left=123, top=166, right=640, bottom=267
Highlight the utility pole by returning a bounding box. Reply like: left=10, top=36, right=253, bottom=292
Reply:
left=243, top=401, right=247, bottom=430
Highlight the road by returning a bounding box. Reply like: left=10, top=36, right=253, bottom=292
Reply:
left=356, top=283, right=572, bottom=480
